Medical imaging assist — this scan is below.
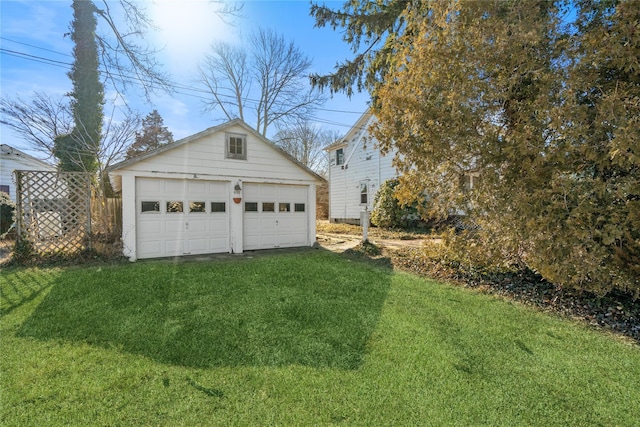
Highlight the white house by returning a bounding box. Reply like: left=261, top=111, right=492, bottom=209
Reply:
left=325, top=110, right=397, bottom=224
left=108, top=119, right=324, bottom=261
left=0, top=144, right=55, bottom=202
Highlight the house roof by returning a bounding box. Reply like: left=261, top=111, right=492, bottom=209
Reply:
left=108, top=119, right=325, bottom=182
left=0, top=144, right=55, bottom=170
left=324, top=109, right=373, bottom=152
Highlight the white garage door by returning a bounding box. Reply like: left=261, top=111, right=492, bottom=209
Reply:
left=243, top=183, right=309, bottom=250
left=136, top=178, right=230, bottom=259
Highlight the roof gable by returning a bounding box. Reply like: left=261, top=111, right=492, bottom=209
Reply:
left=325, top=110, right=373, bottom=152
left=0, top=144, right=55, bottom=170
left=109, top=120, right=324, bottom=182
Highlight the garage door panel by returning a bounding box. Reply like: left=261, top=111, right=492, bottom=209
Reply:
left=188, top=218, right=208, bottom=233
left=187, top=238, right=208, bottom=253
left=165, top=180, right=185, bottom=193
left=208, top=182, right=227, bottom=194
left=210, top=237, right=228, bottom=251
left=187, top=181, right=207, bottom=195
left=138, top=219, right=162, bottom=234
left=243, top=183, right=309, bottom=251
left=139, top=240, right=162, bottom=257
left=165, top=239, right=185, bottom=255
left=136, top=178, right=230, bottom=259
left=137, top=178, right=163, bottom=194
left=164, top=219, right=185, bottom=234
left=208, top=217, right=228, bottom=230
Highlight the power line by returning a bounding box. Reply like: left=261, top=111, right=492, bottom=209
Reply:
left=0, top=48, right=72, bottom=68
left=1, top=45, right=367, bottom=130
left=1, top=39, right=367, bottom=114
left=0, top=36, right=73, bottom=58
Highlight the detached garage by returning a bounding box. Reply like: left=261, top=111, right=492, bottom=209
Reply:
left=108, top=119, right=324, bottom=261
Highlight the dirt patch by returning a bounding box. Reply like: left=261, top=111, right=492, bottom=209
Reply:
left=316, top=232, right=432, bottom=253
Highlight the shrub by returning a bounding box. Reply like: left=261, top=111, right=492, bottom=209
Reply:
left=371, top=179, right=421, bottom=229
left=0, top=191, right=15, bottom=235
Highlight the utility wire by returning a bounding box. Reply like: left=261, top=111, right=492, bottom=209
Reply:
left=1, top=44, right=369, bottom=131
left=0, top=36, right=73, bottom=57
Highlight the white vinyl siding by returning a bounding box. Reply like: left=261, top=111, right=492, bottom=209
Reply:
left=0, top=145, right=55, bottom=203
left=127, top=124, right=315, bottom=183
left=328, top=114, right=396, bottom=222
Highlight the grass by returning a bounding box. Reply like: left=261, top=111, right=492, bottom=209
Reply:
left=317, top=220, right=434, bottom=240
left=2, top=250, right=639, bottom=426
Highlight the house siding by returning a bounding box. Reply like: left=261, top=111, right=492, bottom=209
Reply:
left=327, top=113, right=397, bottom=224
left=0, top=144, right=55, bottom=202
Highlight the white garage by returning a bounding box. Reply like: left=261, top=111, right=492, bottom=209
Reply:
left=108, top=120, right=324, bottom=261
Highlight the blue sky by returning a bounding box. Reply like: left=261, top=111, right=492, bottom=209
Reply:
left=0, top=0, right=370, bottom=160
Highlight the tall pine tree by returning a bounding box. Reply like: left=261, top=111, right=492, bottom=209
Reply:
left=54, top=0, right=104, bottom=173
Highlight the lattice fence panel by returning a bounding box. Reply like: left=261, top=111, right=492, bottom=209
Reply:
left=15, top=170, right=92, bottom=255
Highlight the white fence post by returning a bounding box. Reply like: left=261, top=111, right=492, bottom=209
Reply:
left=360, top=209, right=369, bottom=243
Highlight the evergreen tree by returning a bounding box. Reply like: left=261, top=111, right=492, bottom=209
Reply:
left=309, top=0, right=409, bottom=97
left=126, top=110, right=174, bottom=159
left=315, top=0, right=640, bottom=295
left=54, top=0, right=104, bottom=173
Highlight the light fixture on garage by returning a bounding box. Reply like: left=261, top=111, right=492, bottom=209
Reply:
left=233, top=181, right=242, bottom=204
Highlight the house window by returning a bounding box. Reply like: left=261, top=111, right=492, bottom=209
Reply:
left=336, top=148, right=344, bottom=166
left=141, top=201, right=160, bottom=213
left=211, top=202, right=226, bottom=213
left=245, top=202, right=258, bottom=212
left=360, top=183, right=368, bottom=205
left=0, top=185, right=10, bottom=195
left=279, top=202, right=290, bottom=212
left=189, top=202, right=206, bottom=213
left=167, top=201, right=183, bottom=213
left=294, top=203, right=305, bottom=212
left=226, top=133, right=247, bottom=160
left=262, top=202, right=275, bottom=212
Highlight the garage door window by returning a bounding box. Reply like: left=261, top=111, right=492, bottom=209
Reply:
left=245, top=202, right=258, bottom=212
left=189, top=202, right=206, bottom=213
left=262, top=202, right=275, bottom=212
left=279, top=203, right=290, bottom=212
left=294, top=203, right=305, bottom=212
left=167, top=201, right=183, bottom=213
left=141, top=201, right=160, bottom=213
left=211, top=202, right=226, bottom=212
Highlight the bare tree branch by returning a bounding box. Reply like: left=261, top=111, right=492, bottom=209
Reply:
left=0, top=92, right=72, bottom=159
left=197, top=43, right=250, bottom=122
left=93, top=0, right=171, bottom=100
left=196, top=27, right=326, bottom=136
left=274, top=119, right=339, bottom=176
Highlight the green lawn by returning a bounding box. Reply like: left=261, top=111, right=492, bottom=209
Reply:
left=1, top=250, right=639, bottom=426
